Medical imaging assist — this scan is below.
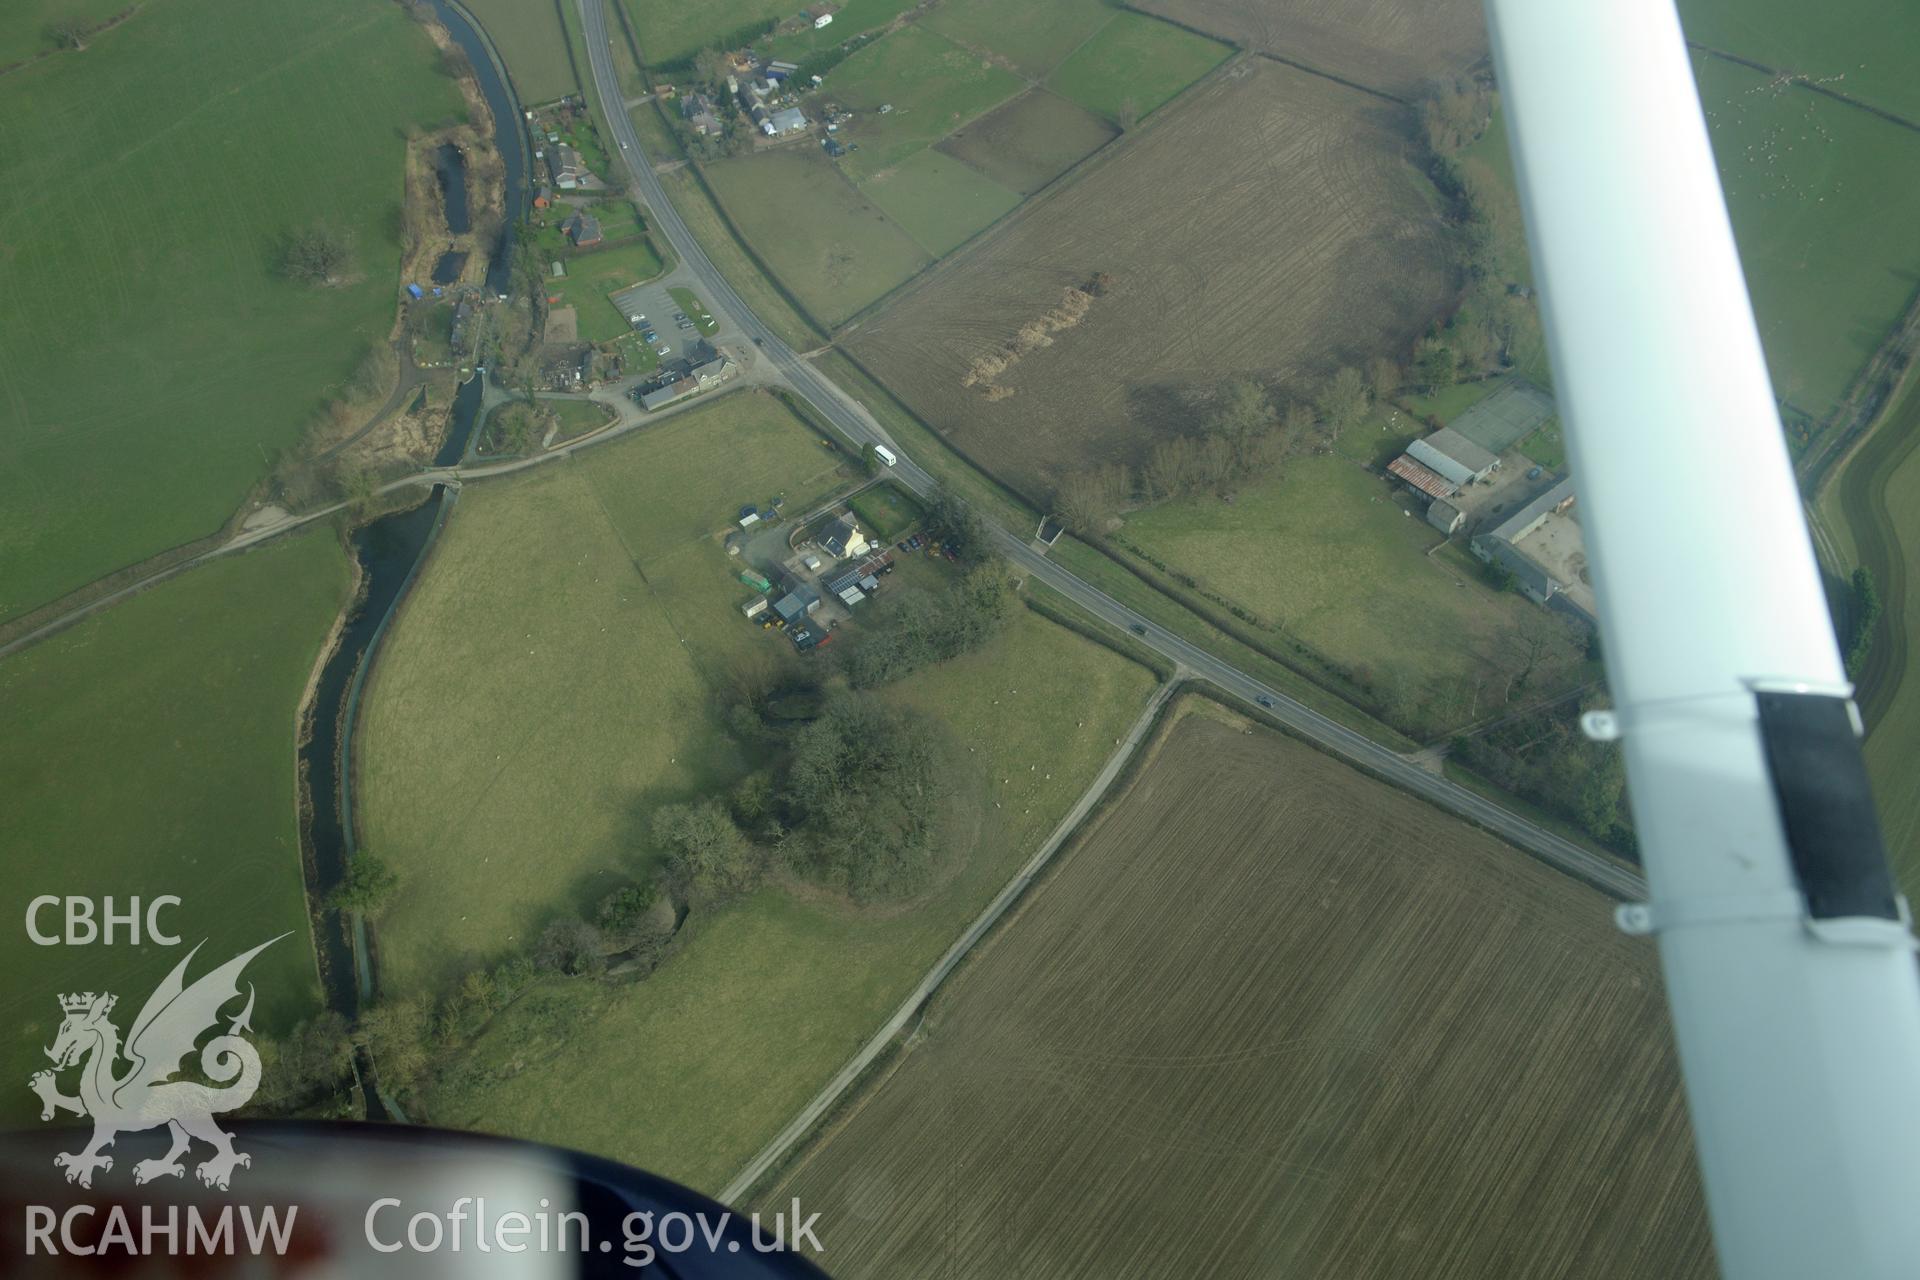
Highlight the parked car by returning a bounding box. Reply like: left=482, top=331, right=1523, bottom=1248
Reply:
left=673, top=312, right=688, bottom=322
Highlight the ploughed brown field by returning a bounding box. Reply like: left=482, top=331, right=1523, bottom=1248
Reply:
left=845, top=58, right=1457, bottom=499
left=1136, top=0, right=1488, bottom=99
left=764, top=703, right=1714, bottom=1278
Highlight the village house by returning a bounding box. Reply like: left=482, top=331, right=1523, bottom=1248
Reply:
left=563, top=211, right=602, bottom=247
left=819, top=515, right=870, bottom=561
left=546, top=143, right=587, bottom=189
left=681, top=90, right=723, bottom=136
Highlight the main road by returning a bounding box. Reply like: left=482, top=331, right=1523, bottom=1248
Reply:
left=575, top=0, right=1644, bottom=902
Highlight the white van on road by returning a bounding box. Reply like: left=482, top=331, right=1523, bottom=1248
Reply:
left=872, top=444, right=898, bottom=467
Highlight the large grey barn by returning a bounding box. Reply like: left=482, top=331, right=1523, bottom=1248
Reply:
left=1406, top=427, right=1501, bottom=487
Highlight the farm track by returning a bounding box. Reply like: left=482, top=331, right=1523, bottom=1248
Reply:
left=764, top=712, right=1712, bottom=1278
left=718, top=677, right=1183, bottom=1204
left=573, top=0, right=1644, bottom=902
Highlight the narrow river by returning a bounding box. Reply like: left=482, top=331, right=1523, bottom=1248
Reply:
left=295, top=0, right=526, bottom=1114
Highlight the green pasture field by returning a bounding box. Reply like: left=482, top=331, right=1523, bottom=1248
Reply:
left=656, top=164, right=823, bottom=346
left=936, top=89, right=1118, bottom=195
left=1046, top=10, right=1231, bottom=124
left=628, top=95, right=684, bottom=158
left=825, top=24, right=1024, bottom=181
left=668, top=286, right=719, bottom=334
left=0, top=0, right=464, bottom=623
left=766, top=0, right=920, bottom=62
left=0, top=530, right=351, bottom=1121
left=849, top=482, right=926, bottom=541
left=360, top=391, right=851, bottom=995
left=1676, top=0, right=1920, bottom=123
left=1117, top=451, right=1594, bottom=724
left=621, top=0, right=789, bottom=67
left=703, top=149, right=929, bottom=324
left=424, top=604, right=1159, bottom=1192
left=547, top=240, right=667, bottom=342
left=1695, top=53, right=1920, bottom=426
left=858, top=148, right=1022, bottom=256
left=921, top=0, right=1118, bottom=78
left=462, top=0, right=579, bottom=102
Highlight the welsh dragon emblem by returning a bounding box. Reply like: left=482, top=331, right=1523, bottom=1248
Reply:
left=28, top=936, right=285, bottom=1190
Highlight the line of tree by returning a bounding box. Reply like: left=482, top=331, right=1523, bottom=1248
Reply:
left=246, top=1012, right=355, bottom=1118
left=781, top=694, right=945, bottom=898
left=355, top=865, right=681, bottom=1102
left=1451, top=690, right=1633, bottom=854
left=846, top=561, right=1015, bottom=687
left=1837, top=566, right=1881, bottom=675
left=637, top=690, right=954, bottom=903
left=921, top=483, right=992, bottom=560
left=1052, top=367, right=1400, bottom=533
left=1408, top=75, right=1536, bottom=394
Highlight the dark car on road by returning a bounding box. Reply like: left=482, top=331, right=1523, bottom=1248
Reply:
left=1257, top=695, right=1275, bottom=709
left=1129, top=623, right=1146, bottom=636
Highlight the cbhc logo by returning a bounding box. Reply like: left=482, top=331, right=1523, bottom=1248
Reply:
left=26, top=896, right=182, bottom=945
